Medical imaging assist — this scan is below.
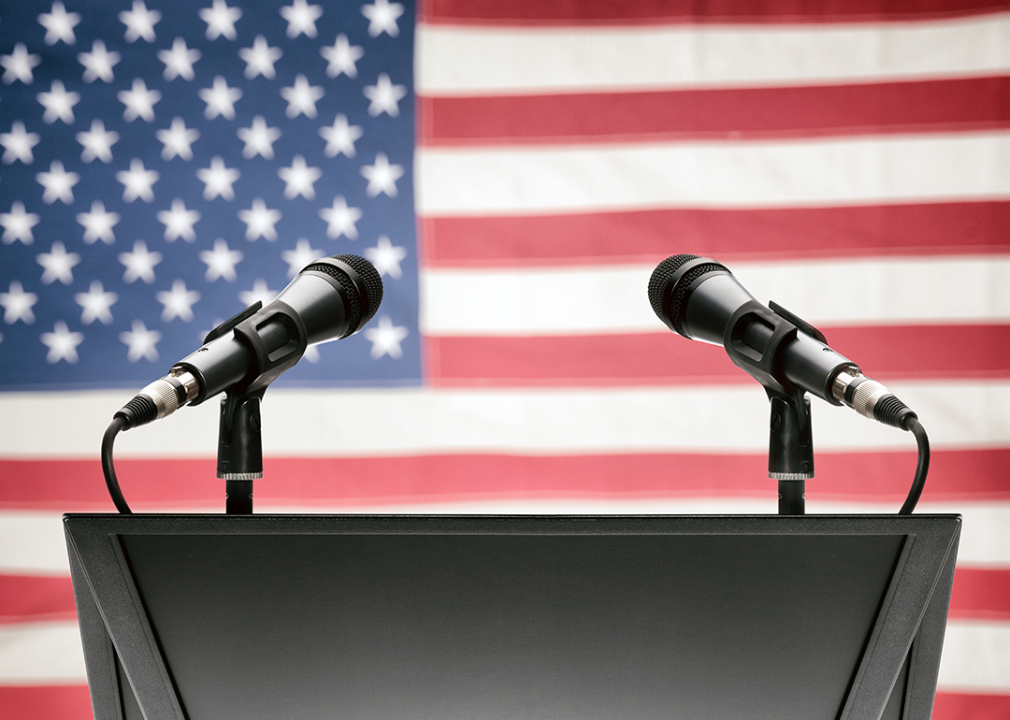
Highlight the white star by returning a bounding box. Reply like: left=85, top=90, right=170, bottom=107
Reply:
left=239, top=279, right=276, bottom=307
left=156, top=116, right=199, bottom=160
left=197, top=156, right=240, bottom=200
left=75, top=280, right=118, bottom=325
left=42, top=320, right=84, bottom=364
left=37, top=241, right=81, bottom=285
left=237, top=115, right=280, bottom=159
left=200, top=75, right=242, bottom=120
left=360, top=152, right=403, bottom=198
left=364, top=235, right=407, bottom=279
left=320, top=34, right=363, bottom=78
left=158, top=37, right=201, bottom=81
left=117, top=158, right=159, bottom=202
left=1, top=201, right=41, bottom=245
left=278, top=155, right=321, bottom=200
left=38, top=1, right=81, bottom=46
left=76, top=200, right=120, bottom=244
left=364, top=315, right=408, bottom=359
left=120, top=0, right=160, bottom=43
left=238, top=198, right=281, bottom=241
left=280, top=238, right=321, bottom=278
left=319, top=195, right=361, bottom=239
left=363, top=73, right=406, bottom=117
left=119, top=240, right=162, bottom=284
left=1, top=121, right=41, bottom=164
left=280, top=74, right=323, bottom=119
left=280, top=0, right=322, bottom=38
left=120, top=319, right=161, bottom=361
left=78, top=39, right=120, bottom=83
left=76, top=119, right=119, bottom=163
left=238, top=35, right=281, bottom=79
left=118, top=78, right=161, bottom=121
left=319, top=113, right=362, bottom=158
left=0, top=281, right=39, bottom=324
left=200, top=0, right=242, bottom=40
left=361, top=0, right=404, bottom=37
left=36, top=160, right=80, bottom=204
left=157, top=278, right=200, bottom=321
left=37, top=79, right=80, bottom=124
left=199, top=238, right=243, bottom=281
left=157, top=198, right=200, bottom=242
left=2, top=43, right=42, bottom=84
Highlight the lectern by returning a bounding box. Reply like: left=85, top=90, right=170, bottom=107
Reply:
left=65, top=513, right=959, bottom=720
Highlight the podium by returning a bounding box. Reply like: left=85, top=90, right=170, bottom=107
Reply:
left=65, top=513, right=960, bottom=720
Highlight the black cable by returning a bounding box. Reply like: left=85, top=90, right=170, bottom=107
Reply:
left=102, top=416, right=133, bottom=514
left=898, top=416, right=929, bottom=515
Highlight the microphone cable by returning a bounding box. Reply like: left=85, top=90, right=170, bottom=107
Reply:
left=899, top=416, right=930, bottom=515
left=102, top=415, right=131, bottom=515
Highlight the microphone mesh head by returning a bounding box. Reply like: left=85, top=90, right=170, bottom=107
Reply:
left=302, top=254, right=384, bottom=337
left=332, top=254, right=383, bottom=325
left=648, top=254, right=728, bottom=337
left=648, top=254, right=701, bottom=322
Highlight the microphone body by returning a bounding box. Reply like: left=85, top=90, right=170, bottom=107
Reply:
left=648, top=254, right=916, bottom=430
left=116, top=254, right=383, bottom=430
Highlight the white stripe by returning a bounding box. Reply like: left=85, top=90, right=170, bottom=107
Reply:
left=939, top=620, right=1010, bottom=692
left=421, top=257, right=1010, bottom=335
left=2, top=618, right=1007, bottom=690
left=416, top=14, right=1010, bottom=95
left=2, top=381, right=1010, bottom=459
left=415, top=133, right=1010, bottom=215
left=0, top=512, right=71, bottom=576
left=0, top=621, right=86, bottom=684
left=4, top=499, right=1008, bottom=577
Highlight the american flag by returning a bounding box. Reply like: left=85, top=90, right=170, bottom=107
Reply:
left=1, top=0, right=1009, bottom=718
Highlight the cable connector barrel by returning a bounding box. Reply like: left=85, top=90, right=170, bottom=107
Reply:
left=831, top=369, right=917, bottom=430
left=114, top=369, right=200, bottom=430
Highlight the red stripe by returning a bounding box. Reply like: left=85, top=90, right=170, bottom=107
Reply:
left=949, top=567, right=1010, bottom=621
left=3, top=448, right=1009, bottom=509
left=934, top=691, right=1010, bottom=720
left=419, top=78, right=1010, bottom=146
left=425, top=326, right=1010, bottom=387
left=421, top=0, right=1007, bottom=25
left=0, top=575, right=77, bottom=625
left=0, top=686, right=92, bottom=720
left=420, top=202, right=1010, bottom=267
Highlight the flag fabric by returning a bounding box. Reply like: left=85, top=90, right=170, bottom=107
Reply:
left=2, top=0, right=1010, bottom=718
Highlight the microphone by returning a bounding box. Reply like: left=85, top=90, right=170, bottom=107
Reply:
left=647, top=254, right=917, bottom=430
left=114, top=253, right=383, bottom=430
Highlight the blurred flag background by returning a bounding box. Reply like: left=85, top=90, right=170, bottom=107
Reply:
left=2, top=0, right=1009, bottom=717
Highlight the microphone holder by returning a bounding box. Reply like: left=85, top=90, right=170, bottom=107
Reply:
left=201, top=301, right=309, bottom=515
left=218, top=388, right=265, bottom=514
left=721, top=301, right=826, bottom=515
left=766, top=388, right=813, bottom=515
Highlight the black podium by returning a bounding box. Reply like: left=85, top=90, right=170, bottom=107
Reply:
left=65, top=514, right=960, bottom=720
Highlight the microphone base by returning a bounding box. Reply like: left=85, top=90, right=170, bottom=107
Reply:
left=778, top=480, right=806, bottom=515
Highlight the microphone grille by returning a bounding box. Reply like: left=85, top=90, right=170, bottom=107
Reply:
left=303, top=254, right=384, bottom=337
left=332, top=254, right=383, bottom=325
left=648, top=254, right=701, bottom=322
left=648, top=254, right=728, bottom=337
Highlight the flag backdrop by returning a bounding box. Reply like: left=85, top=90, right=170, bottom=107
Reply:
left=2, top=0, right=1010, bottom=717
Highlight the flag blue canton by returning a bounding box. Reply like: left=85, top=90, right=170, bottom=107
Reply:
left=0, top=0, right=420, bottom=390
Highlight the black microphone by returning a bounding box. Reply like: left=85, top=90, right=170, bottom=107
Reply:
left=114, top=253, right=383, bottom=430
left=648, top=254, right=917, bottom=430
